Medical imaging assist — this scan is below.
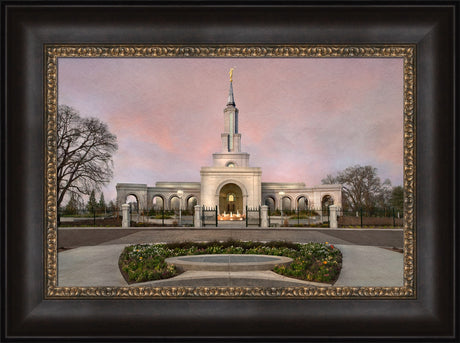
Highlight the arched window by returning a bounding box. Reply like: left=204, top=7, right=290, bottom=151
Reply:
left=170, top=196, right=180, bottom=210
left=187, top=196, right=198, bottom=210
left=282, top=197, right=291, bottom=211
left=226, top=162, right=235, bottom=168
left=322, top=195, right=334, bottom=208
left=152, top=196, right=164, bottom=210
left=264, top=197, right=275, bottom=212
left=126, top=195, right=138, bottom=213
left=297, top=196, right=308, bottom=211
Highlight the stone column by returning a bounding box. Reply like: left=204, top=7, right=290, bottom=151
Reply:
left=194, top=205, right=202, bottom=227
left=260, top=205, right=269, bottom=228
left=122, top=204, right=131, bottom=228
left=329, top=205, right=338, bottom=229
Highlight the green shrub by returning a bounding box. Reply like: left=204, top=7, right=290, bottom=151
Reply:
left=119, top=240, right=342, bottom=284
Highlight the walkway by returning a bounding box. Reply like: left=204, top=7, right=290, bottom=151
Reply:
left=57, top=243, right=404, bottom=288
left=58, top=227, right=404, bottom=249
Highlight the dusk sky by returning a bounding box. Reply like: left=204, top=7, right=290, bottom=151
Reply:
left=58, top=57, right=404, bottom=202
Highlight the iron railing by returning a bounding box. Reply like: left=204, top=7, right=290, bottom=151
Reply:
left=202, top=205, right=218, bottom=227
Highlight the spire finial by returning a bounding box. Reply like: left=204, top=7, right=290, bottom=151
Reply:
left=229, top=67, right=235, bottom=82
left=227, top=67, right=236, bottom=106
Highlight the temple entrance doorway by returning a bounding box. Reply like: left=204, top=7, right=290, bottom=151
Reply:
left=219, top=183, right=243, bottom=216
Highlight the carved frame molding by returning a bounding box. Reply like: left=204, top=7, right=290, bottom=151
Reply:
left=45, top=44, right=415, bottom=298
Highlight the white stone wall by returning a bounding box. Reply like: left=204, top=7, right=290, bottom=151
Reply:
left=310, top=184, right=342, bottom=209
left=200, top=167, right=262, bottom=210
left=117, top=182, right=200, bottom=210
left=116, top=183, right=148, bottom=210
left=261, top=183, right=342, bottom=210
left=117, top=181, right=342, bottom=212
left=212, top=152, right=249, bottom=167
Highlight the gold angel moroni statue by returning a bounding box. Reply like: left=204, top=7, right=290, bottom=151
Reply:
left=229, top=67, right=235, bottom=82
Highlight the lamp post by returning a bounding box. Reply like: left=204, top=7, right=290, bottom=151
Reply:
left=177, top=190, right=184, bottom=227
left=279, top=191, right=285, bottom=225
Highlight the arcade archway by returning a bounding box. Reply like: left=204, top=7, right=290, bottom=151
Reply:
left=219, top=183, right=243, bottom=215
left=125, top=194, right=139, bottom=213
left=322, top=195, right=334, bottom=209
left=264, top=197, right=276, bottom=211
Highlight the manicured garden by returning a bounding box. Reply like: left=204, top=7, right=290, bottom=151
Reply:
left=119, top=240, right=342, bottom=284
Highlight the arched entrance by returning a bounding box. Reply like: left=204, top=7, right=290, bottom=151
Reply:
left=126, top=194, right=139, bottom=213
left=282, top=197, right=291, bottom=211
left=187, top=196, right=198, bottom=210
left=322, top=195, right=334, bottom=209
left=219, top=183, right=243, bottom=214
left=170, top=196, right=181, bottom=210
left=152, top=195, right=164, bottom=210
left=264, top=197, right=276, bottom=211
left=297, top=196, right=308, bottom=211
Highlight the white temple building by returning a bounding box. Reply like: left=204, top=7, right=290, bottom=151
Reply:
left=116, top=73, right=342, bottom=215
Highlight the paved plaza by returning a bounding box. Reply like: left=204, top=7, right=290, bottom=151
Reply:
left=57, top=227, right=404, bottom=288
left=58, top=227, right=403, bottom=249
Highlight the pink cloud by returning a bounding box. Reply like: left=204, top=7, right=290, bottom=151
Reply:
left=58, top=57, right=404, bottom=201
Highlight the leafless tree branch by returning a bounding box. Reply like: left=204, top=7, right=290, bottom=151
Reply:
left=322, top=165, right=392, bottom=211
left=57, top=105, right=118, bottom=209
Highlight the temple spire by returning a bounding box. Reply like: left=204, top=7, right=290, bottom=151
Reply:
left=227, top=81, right=235, bottom=106
left=222, top=68, right=240, bottom=152
left=227, top=67, right=235, bottom=106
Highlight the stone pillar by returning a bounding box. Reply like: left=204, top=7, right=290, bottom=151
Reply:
left=329, top=205, right=338, bottom=229
left=194, top=205, right=202, bottom=227
left=260, top=205, right=269, bottom=228
left=122, top=204, right=131, bottom=228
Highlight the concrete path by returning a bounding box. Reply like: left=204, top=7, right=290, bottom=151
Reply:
left=58, top=227, right=404, bottom=249
left=135, top=271, right=327, bottom=287
left=58, top=245, right=127, bottom=286
left=334, top=245, right=403, bottom=286
left=58, top=243, right=403, bottom=287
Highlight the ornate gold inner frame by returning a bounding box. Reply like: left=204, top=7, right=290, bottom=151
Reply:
left=45, top=45, right=415, bottom=298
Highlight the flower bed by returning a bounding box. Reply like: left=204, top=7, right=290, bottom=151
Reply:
left=119, top=240, right=342, bottom=284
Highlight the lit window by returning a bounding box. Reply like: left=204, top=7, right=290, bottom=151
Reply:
left=227, top=162, right=235, bottom=168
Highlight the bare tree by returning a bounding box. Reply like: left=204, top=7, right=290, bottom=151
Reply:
left=321, top=174, right=337, bottom=185
left=322, top=165, right=391, bottom=211
left=57, top=105, right=118, bottom=209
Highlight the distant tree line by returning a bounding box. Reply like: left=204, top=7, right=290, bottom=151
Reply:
left=62, top=189, right=118, bottom=215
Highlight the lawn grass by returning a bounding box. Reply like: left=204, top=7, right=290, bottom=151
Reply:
left=119, top=240, right=342, bottom=284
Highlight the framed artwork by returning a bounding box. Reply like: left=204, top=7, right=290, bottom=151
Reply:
left=48, top=46, right=413, bottom=297
left=2, top=1, right=456, bottom=341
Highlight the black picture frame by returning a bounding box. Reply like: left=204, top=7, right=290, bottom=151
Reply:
left=2, top=1, right=457, bottom=341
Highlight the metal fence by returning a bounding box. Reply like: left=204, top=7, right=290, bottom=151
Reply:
left=202, top=206, right=218, bottom=227
left=266, top=207, right=402, bottom=228
left=245, top=206, right=261, bottom=227
left=267, top=208, right=328, bottom=227
left=58, top=207, right=194, bottom=227
left=144, top=208, right=194, bottom=227
left=58, top=208, right=121, bottom=227
left=338, top=207, right=403, bottom=227
left=59, top=206, right=403, bottom=228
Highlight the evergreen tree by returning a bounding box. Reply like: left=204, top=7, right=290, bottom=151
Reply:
left=390, top=186, right=404, bottom=212
left=64, top=193, right=79, bottom=215
left=87, top=189, right=97, bottom=213
left=98, top=192, right=106, bottom=211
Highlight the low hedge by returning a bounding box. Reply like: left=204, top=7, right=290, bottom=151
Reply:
left=119, top=240, right=342, bottom=284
